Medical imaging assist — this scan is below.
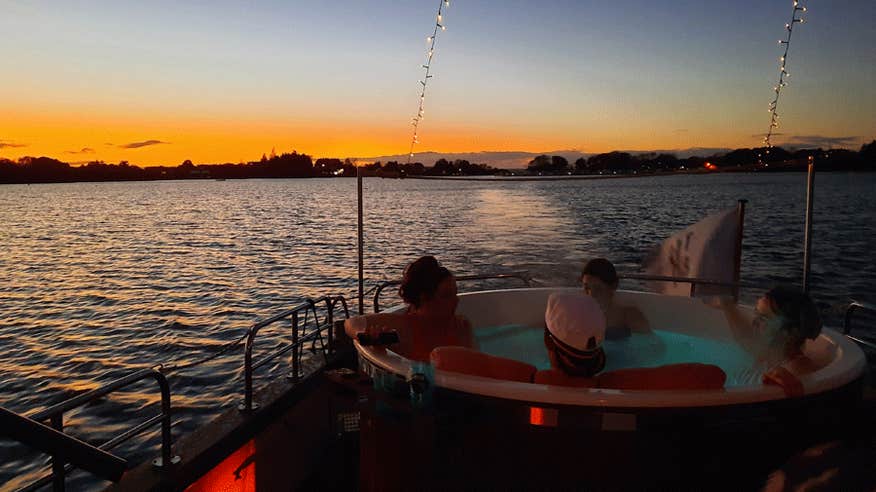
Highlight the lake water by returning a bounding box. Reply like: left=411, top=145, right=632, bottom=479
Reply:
left=2, top=173, right=875, bottom=488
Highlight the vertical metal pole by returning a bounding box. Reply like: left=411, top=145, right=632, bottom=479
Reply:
left=803, top=156, right=815, bottom=293
left=357, top=165, right=365, bottom=315
left=50, top=414, right=65, bottom=492
left=326, top=298, right=334, bottom=355
left=291, top=311, right=300, bottom=382
left=240, top=331, right=255, bottom=412
left=733, top=199, right=747, bottom=301
left=156, top=372, right=176, bottom=470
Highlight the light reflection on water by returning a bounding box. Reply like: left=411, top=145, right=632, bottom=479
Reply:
left=1, top=173, right=875, bottom=488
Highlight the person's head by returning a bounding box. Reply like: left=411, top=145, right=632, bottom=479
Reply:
left=581, top=258, right=619, bottom=305
left=398, top=256, right=458, bottom=316
left=544, top=293, right=606, bottom=377
left=756, top=285, right=822, bottom=347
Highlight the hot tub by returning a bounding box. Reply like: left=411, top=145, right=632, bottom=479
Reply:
left=353, top=288, right=867, bottom=488
left=357, top=287, right=865, bottom=409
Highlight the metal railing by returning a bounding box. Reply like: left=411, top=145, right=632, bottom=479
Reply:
left=372, top=272, right=533, bottom=313
left=239, top=295, right=349, bottom=412
left=12, top=368, right=177, bottom=492
left=620, top=273, right=744, bottom=298
left=843, top=300, right=876, bottom=350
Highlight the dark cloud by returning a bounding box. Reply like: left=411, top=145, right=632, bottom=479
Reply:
left=120, top=140, right=168, bottom=149
left=65, top=147, right=95, bottom=155
left=0, top=141, right=27, bottom=149
left=777, top=135, right=860, bottom=149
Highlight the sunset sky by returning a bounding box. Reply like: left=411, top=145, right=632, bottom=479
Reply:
left=1, top=0, right=873, bottom=166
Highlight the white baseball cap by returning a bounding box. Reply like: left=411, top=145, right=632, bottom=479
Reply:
left=545, top=292, right=606, bottom=352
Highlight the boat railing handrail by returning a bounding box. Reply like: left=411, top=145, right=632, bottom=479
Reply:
left=372, top=272, right=533, bottom=313
left=619, top=273, right=747, bottom=297
left=13, top=367, right=176, bottom=492
left=240, top=295, right=349, bottom=412
left=843, top=299, right=876, bottom=350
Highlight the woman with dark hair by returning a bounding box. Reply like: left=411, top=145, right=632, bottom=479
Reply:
left=344, top=256, right=474, bottom=361
left=716, top=285, right=823, bottom=396
left=581, top=258, right=651, bottom=339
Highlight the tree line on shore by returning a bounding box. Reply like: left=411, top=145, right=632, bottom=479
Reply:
left=525, top=141, right=876, bottom=175
left=1, top=141, right=873, bottom=184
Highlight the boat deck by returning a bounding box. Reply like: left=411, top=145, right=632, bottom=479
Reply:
left=173, top=367, right=876, bottom=491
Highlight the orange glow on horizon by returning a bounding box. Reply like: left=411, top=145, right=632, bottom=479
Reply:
left=1, top=102, right=772, bottom=168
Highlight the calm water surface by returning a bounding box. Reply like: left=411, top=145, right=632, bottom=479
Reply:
left=1, top=173, right=875, bottom=488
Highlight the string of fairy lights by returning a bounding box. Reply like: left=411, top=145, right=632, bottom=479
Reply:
left=763, top=0, right=808, bottom=151
left=407, top=0, right=450, bottom=163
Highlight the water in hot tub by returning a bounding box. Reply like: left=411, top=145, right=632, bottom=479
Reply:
left=474, top=325, right=762, bottom=387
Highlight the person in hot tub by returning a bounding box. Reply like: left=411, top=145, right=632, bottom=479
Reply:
left=344, top=255, right=474, bottom=361
left=534, top=292, right=607, bottom=386
left=715, top=285, right=822, bottom=396
left=581, top=258, right=651, bottom=339
left=533, top=292, right=726, bottom=389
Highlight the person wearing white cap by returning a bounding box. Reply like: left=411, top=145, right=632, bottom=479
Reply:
left=542, top=292, right=607, bottom=378
left=537, top=292, right=728, bottom=389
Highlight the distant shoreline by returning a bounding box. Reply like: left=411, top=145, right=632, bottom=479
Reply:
left=4, top=169, right=875, bottom=187
left=3, top=143, right=872, bottom=185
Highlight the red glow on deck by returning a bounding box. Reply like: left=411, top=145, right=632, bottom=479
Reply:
left=529, top=406, right=558, bottom=427
left=185, top=439, right=256, bottom=492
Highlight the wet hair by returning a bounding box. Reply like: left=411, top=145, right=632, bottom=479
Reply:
left=581, top=258, right=619, bottom=288
left=764, top=285, right=822, bottom=342
left=398, top=256, right=453, bottom=307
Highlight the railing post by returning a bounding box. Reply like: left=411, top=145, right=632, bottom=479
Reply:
left=373, top=283, right=386, bottom=313
left=239, top=326, right=258, bottom=412
left=689, top=282, right=697, bottom=297
left=291, top=311, right=300, bottom=382
left=326, top=298, right=334, bottom=355
left=50, top=414, right=65, bottom=492
left=844, top=302, right=858, bottom=335
left=151, top=371, right=180, bottom=469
